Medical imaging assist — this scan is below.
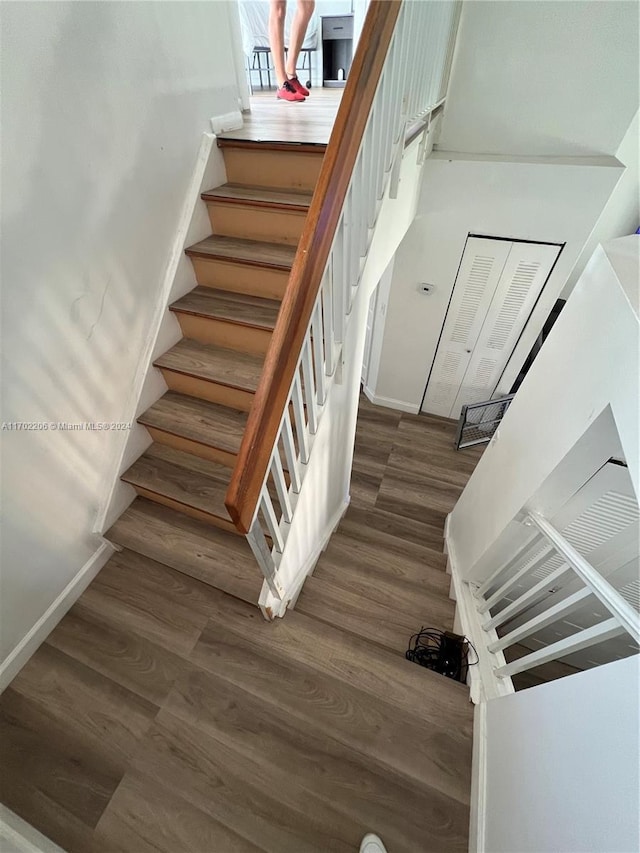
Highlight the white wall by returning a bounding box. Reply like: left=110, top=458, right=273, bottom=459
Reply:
left=439, top=0, right=639, bottom=157
left=561, top=112, right=640, bottom=298
left=371, top=153, right=623, bottom=411
left=448, top=236, right=639, bottom=582
left=483, top=655, right=640, bottom=853
left=0, top=2, right=243, bottom=668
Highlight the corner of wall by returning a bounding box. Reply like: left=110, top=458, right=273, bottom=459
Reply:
left=0, top=541, right=114, bottom=693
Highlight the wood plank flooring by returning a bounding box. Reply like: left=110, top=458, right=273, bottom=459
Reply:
left=0, top=395, right=484, bottom=853
left=220, top=88, right=343, bottom=146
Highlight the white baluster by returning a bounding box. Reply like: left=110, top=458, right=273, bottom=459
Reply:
left=321, top=266, right=336, bottom=376
left=270, top=446, right=292, bottom=523
left=362, top=114, right=377, bottom=230
left=281, top=409, right=301, bottom=493
left=488, top=586, right=594, bottom=653
left=354, top=153, right=368, bottom=259
left=311, top=299, right=327, bottom=404
left=301, top=337, right=318, bottom=434
left=332, top=222, right=346, bottom=338
left=484, top=563, right=573, bottom=631
left=477, top=543, right=556, bottom=613
left=260, top=487, right=284, bottom=553
left=246, top=517, right=283, bottom=598
left=342, top=188, right=353, bottom=305
left=494, top=618, right=626, bottom=679
left=291, top=370, right=309, bottom=464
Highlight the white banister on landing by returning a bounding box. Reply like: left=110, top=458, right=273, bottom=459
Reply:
left=526, top=511, right=640, bottom=644
left=465, top=507, right=640, bottom=693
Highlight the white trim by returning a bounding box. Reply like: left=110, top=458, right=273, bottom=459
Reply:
left=362, top=388, right=420, bottom=415
left=0, top=541, right=114, bottom=692
left=210, top=111, right=243, bottom=135
left=93, top=130, right=226, bottom=535
left=446, top=529, right=514, bottom=704
left=0, top=806, right=65, bottom=853
left=527, top=511, right=640, bottom=644
left=259, top=496, right=351, bottom=618
left=468, top=701, right=488, bottom=853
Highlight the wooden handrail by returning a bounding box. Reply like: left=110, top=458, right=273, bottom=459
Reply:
left=225, top=0, right=402, bottom=534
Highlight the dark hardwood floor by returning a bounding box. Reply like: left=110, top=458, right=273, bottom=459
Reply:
left=0, top=395, right=484, bottom=853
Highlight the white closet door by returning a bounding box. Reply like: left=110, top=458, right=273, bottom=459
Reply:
left=421, top=237, right=512, bottom=417
left=450, top=242, right=561, bottom=417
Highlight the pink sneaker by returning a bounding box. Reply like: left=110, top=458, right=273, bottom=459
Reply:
left=288, top=76, right=310, bottom=97
left=277, top=80, right=305, bottom=102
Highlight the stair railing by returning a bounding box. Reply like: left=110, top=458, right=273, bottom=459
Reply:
left=225, top=0, right=462, bottom=614
left=472, top=511, right=640, bottom=683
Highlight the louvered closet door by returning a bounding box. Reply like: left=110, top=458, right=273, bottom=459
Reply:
left=449, top=241, right=561, bottom=418
left=421, top=238, right=512, bottom=417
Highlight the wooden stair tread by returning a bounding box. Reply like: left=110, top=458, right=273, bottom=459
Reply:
left=202, top=184, right=313, bottom=211
left=106, top=498, right=261, bottom=603
left=296, top=574, right=454, bottom=656
left=190, top=613, right=473, bottom=808
left=138, top=392, right=247, bottom=455
left=121, top=444, right=231, bottom=520
left=154, top=339, right=263, bottom=392
left=185, top=235, right=296, bottom=270
left=170, top=287, right=280, bottom=330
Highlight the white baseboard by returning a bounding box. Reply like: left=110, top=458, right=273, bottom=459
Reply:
left=469, top=701, right=488, bottom=853
left=0, top=541, right=114, bottom=692
left=0, top=806, right=65, bottom=853
left=362, top=387, right=420, bottom=415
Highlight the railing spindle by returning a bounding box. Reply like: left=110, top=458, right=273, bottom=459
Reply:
left=246, top=518, right=283, bottom=598
left=260, top=488, right=285, bottom=553
left=291, top=370, right=309, bottom=464
left=270, top=448, right=292, bottom=523
left=311, top=300, right=327, bottom=405
left=281, top=409, right=301, bottom=493
left=321, top=267, right=336, bottom=376
left=301, top=338, right=318, bottom=434
left=484, top=563, right=573, bottom=631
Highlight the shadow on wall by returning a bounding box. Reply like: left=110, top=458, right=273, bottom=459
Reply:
left=0, top=1, right=237, bottom=659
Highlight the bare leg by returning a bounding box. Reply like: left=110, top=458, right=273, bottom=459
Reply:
left=286, top=0, right=315, bottom=78
left=268, top=0, right=288, bottom=88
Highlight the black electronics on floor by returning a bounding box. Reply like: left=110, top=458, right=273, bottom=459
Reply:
left=405, top=627, right=477, bottom=683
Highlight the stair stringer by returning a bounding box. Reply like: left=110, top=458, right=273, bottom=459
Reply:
left=94, top=131, right=228, bottom=535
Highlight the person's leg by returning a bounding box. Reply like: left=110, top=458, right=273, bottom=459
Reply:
left=269, top=0, right=288, bottom=87
left=286, top=0, right=315, bottom=79
left=269, top=0, right=305, bottom=100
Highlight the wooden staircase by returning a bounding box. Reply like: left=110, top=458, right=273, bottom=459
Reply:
left=95, top=137, right=475, bottom=848
left=106, top=139, right=323, bottom=604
